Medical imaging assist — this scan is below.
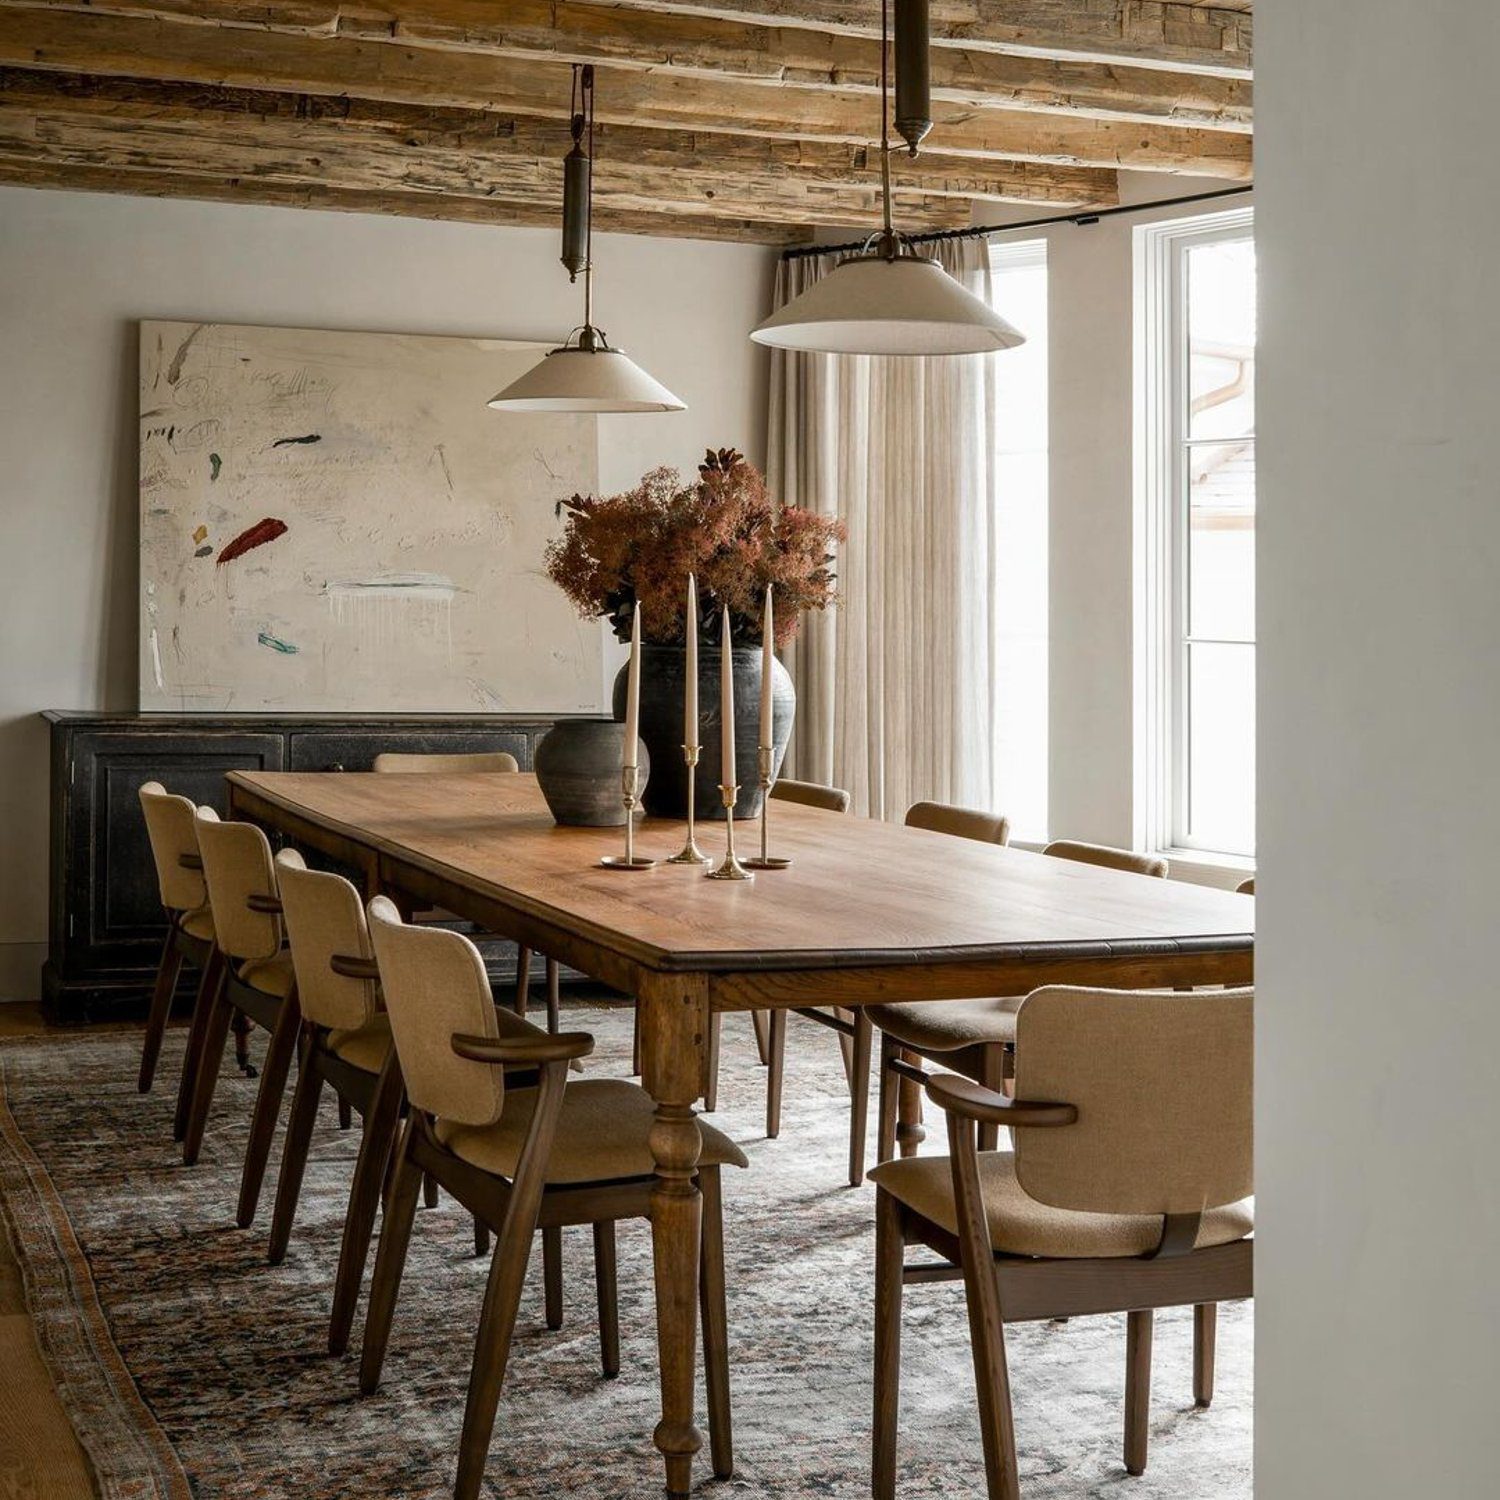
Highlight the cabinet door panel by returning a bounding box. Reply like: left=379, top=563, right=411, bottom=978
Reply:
left=288, top=728, right=535, bottom=772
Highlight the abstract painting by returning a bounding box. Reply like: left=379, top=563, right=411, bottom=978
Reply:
left=138, top=320, right=601, bottom=712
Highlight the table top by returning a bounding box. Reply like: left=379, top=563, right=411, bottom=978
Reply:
left=228, top=771, right=1254, bottom=975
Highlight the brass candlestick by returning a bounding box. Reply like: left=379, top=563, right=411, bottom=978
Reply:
left=706, top=783, right=753, bottom=881
left=745, top=746, right=792, bottom=870
left=598, top=765, right=656, bottom=871
left=666, top=745, right=711, bottom=865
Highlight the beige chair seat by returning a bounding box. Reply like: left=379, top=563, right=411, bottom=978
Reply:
left=178, top=907, right=215, bottom=942
left=436, top=1078, right=749, bottom=1187
left=327, top=1013, right=394, bottom=1074
left=871, top=1151, right=1253, bottom=1260
left=238, top=950, right=297, bottom=998
left=867, top=997, right=1023, bottom=1052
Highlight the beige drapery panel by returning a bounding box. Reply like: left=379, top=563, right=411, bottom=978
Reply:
left=767, top=238, right=1000, bottom=821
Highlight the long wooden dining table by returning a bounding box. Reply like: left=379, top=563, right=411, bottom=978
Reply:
left=226, top=768, right=1254, bottom=1497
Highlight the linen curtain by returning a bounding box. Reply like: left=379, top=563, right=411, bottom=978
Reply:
left=767, top=238, right=1000, bottom=820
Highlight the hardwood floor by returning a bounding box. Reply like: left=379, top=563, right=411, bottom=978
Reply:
left=0, top=1002, right=103, bottom=1498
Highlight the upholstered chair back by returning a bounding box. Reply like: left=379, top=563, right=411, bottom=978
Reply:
left=906, top=801, right=1011, bottom=846
left=193, top=808, right=282, bottom=962
left=770, top=778, right=851, bottom=814
left=1014, top=986, right=1253, bottom=1218
left=275, top=851, right=377, bottom=1033
left=138, top=780, right=207, bottom=914
left=371, top=751, right=520, bottom=774
left=367, top=896, right=505, bottom=1127
left=1042, top=839, right=1168, bottom=878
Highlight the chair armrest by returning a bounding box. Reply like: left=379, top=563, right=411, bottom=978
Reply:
left=329, top=954, right=379, bottom=980
left=451, top=1031, right=595, bottom=1067
left=246, top=893, right=283, bottom=914
left=926, top=1073, right=1078, bottom=1129
left=178, top=852, right=203, bottom=870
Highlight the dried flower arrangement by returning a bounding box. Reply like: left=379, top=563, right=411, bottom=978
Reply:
left=544, top=448, right=845, bottom=647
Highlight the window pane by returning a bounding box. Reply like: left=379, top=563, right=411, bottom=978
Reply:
left=1186, top=641, right=1255, bottom=854
left=1188, top=440, right=1255, bottom=641
left=1187, top=237, right=1256, bottom=441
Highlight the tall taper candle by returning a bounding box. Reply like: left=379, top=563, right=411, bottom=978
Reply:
left=685, top=575, right=699, bottom=749
left=759, top=583, right=774, bottom=752
left=720, top=604, right=736, bottom=788
left=623, top=601, right=641, bottom=771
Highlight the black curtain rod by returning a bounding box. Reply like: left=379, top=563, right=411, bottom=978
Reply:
left=780, top=183, right=1253, bottom=261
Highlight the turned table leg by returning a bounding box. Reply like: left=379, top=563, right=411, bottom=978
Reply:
left=896, top=1045, right=926, bottom=1157
left=639, top=973, right=709, bottom=1500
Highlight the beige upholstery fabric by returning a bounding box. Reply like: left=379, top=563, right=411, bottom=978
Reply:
left=139, top=782, right=207, bottom=914
left=436, top=1078, right=748, bottom=1186
left=1042, top=840, right=1168, bottom=879
left=194, top=809, right=282, bottom=961
left=871, top=1151, right=1252, bottom=1260
left=275, top=851, right=378, bottom=1033
left=367, top=897, right=506, bottom=1128
left=906, top=801, right=1011, bottom=846
left=1014, top=987, right=1253, bottom=1217
left=178, top=908, right=215, bottom=942
left=371, top=751, right=520, bottom=774
left=327, top=1013, right=394, bottom=1075
left=866, top=996, right=1022, bottom=1052
left=770, top=778, right=851, bottom=814
left=238, top=950, right=297, bottom=999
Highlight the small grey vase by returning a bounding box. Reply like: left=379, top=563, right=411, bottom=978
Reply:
left=534, top=718, right=650, bottom=826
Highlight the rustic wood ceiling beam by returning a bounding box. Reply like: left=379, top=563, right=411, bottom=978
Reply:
left=0, top=68, right=1118, bottom=207
left=0, top=1, right=1251, bottom=131
left=0, top=8, right=1252, bottom=175
left=583, top=1, right=1253, bottom=77
left=0, top=150, right=810, bottom=240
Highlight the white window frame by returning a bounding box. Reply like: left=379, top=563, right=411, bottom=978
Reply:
left=1135, top=206, right=1255, bottom=862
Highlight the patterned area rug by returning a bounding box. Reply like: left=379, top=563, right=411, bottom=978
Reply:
left=0, top=1004, right=1251, bottom=1499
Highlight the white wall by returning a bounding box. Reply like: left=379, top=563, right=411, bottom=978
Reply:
left=0, top=185, right=775, bottom=1000
left=1256, top=4, right=1500, bottom=1494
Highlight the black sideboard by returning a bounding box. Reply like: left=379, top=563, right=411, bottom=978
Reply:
left=41, top=711, right=565, bottom=1023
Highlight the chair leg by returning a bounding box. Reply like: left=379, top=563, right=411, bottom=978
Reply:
left=236, top=989, right=302, bottom=1230
left=631, top=1005, right=642, bottom=1077
left=750, top=1009, right=771, bottom=1066
left=474, top=1218, right=491, bottom=1258
left=231, top=1011, right=257, bottom=1077
left=329, top=1056, right=404, bottom=1357
left=513, top=946, right=531, bottom=1015
left=359, top=1117, right=426, bottom=1394
left=704, top=1011, right=722, bottom=1114
left=835, top=1007, right=856, bottom=1088
left=872, top=1188, right=905, bottom=1500
left=543, top=1226, right=565, bottom=1330
left=338, top=1096, right=353, bottom=1130
left=1193, top=1303, right=1217, bottom=1409
left=699, top=1166, right=733, bottom=1479
left=848, top=1010, right=872, bottom=1188
left=545, top=958, right=561, bottom=1035
left=594, top=1221, right=620, bottom=1379
left=423, top=1172, right=440, bottom=1210
left=174, top=948, right=224, bottom=1144
left=1125, top=1309, right=1154, bottom=1476
left=766, top=1008, right=787, bottom=1139
left=267, top=1034, right=322, bottom=1263
left=877, top=1032, right=899, bottom=1167
left=138, top=932, right=184, bottom=1094
left=182, top=975, right=234, bottom=1167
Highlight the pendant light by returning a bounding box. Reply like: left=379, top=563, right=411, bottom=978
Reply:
left=751, top=0, right=1023, bottom=357
left=489, top=65, right=686, bottom=413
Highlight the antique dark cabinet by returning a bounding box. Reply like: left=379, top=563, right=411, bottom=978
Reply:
left=43, top=711, right=561, bottom=1023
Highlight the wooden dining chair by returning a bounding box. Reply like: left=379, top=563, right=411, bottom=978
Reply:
left=372, top=750, right=559, bottom=1033
left=1236, top=876, right=1255, bottom=895
left=870, top=985, right=1254, bottom=1499
left=870, top=837, right=1165, bottom=1167
left=181, top=808, right=302, bottom=1235
left=136, top=781, right=217, bottom=1097
left=359, top=898, right=747, bottom=1500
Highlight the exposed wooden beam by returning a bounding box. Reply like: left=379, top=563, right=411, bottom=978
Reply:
left=0, top=150, right=809, bottom=241
left=0, top=1, right=1251, bottom=130
left=0, top=68, right=1119, bottom=208
left=0, top=8, right=1252, bottom=174
left=587, top=2, right=1253, bottom=77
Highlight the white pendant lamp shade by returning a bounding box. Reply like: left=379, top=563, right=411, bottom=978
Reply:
left=752, top=252, right=1026, bottom=356
left=488, top=343, right=686, bottom=413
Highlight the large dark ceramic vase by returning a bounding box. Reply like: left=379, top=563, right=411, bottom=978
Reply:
left=612, top=644, right=795, bottom=820
left=533, top=718, right=650, bottom=826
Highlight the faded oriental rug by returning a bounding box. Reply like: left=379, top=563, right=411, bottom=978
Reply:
left=0, top=1004, right=1251, bottom=1499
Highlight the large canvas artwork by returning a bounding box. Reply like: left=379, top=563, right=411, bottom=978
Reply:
left=138, top=320, right=601, bottom=712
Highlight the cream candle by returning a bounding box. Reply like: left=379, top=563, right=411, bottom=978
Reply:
left=759, top=583, right=774, bottom=752
left=623, top=601, right=641, bottom=772
left=685, top=574, right=699, bottom=750
left=720, top=604, right=735, bottom=788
